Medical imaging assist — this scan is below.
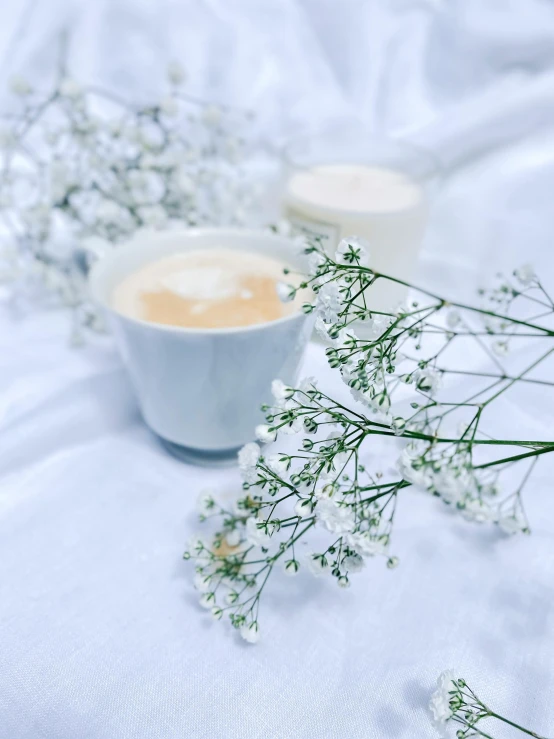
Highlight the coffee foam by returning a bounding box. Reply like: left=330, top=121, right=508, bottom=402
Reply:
left=112, top=248, right=301, bottom=329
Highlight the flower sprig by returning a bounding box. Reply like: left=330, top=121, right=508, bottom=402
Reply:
left=185, top=235, right=554, bottom=642
left=430, top=670, right=551, bottom=738
left=0, top=60, right=256, bottom=340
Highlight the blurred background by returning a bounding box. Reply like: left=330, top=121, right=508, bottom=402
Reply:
left=1, top=0, right=554, bottom=297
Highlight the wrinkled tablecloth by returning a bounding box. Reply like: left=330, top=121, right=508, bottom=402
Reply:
left=1, top=2, right=554, bottom=737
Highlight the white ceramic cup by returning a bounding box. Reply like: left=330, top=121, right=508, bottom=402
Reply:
left=88, top=227, right=313, bottom=465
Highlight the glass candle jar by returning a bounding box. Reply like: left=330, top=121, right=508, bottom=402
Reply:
left=282, top=128, right=441, bottom=314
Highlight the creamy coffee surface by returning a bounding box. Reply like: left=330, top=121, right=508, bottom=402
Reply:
left=112, top=248, right=300, bottom=329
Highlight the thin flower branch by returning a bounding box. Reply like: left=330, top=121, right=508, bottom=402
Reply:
left=185, top=234, right=553, bottom=641
left=430, top=670, right=552, bottom=738
left=0, top=62, right=258, bottom=342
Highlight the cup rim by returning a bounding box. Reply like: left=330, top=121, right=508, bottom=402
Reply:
left=282, top=128, right=443, bottom=217
left=283, top=127, right=443, bottom=178
left=88, top=226, right=310, bottom=336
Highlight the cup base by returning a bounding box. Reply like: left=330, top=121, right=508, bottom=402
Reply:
left=158, top=437, right=241, bottom=467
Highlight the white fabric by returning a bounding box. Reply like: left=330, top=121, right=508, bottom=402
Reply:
left=1, top=2, right=554, bottom=738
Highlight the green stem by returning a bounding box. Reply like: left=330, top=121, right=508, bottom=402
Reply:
left=483, top=349, right=554, bottom=406
left=488, top=711, right=552, bottom=739
left=370, top=271, right=554, bottom=336
left=475, top=445, right=554, bottom=469
left=439, top=369, right=554, bottom=388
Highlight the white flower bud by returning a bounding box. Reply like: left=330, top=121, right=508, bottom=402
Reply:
left=271, top=379, right=294, bottom=402
left=196, top=489, right=215, bottom=515
left=306, top=553, right=328, bottom=577
left=160, top=96, right=179, bottom=117
left=276, top=281, right=294, bottom=303
left=343, top=553, right=364, bottom=573
left=59, top=78, right=82, bottom=99
left=199, top=593, right=215, bottom=609
left=137, top=205, right=167, bottom=228
left=225, top=529, right=241, bottom=547
left=514, top=263, right=535, bottom=286
left=193, top=573, right=211, bottom=592
left=177, top=171, right=195, bottom=195
left=255, top=424, right=277, bottom=444
left=492, top=340, right=509, bottom=356
left=446, top=310, right=461, bottom=329
left=335, top=236, right=370, bottom=267
left=202, top=105, right=221, bottom=126
left=284, top=559, right=299, bottom=576
left=239, top=621, right=260, bottom=644
left=294, top=498, right=312, bottom=517
left=9, top=75, right=32, bottom=96
left=245, top=517, right=270, bottom=547
left=266, top=454, right=289, bottom=477
left=167, top=61, right=186, bottom=85
left=0, top=128, right=15, bottom=149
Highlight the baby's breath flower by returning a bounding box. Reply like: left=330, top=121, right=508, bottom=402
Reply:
left=429, top=670, right=458, bottom=731
left=97, top=200, right=124, bottom=223
left=316, top=498, right=356, bottom=534
left=239, top=621, right=260, bottom=644
left=313, top=480, right=336, bottom=499
left=276, top=281, right=295, bottom=303
left=446, top=310, right=461, bottom=329
left=397, top=450, right=431, bottom=488
left=346, top=532, right=387, bottom=557
left=492, top=340, right=509, bottom=356
left=271, top=379, right=294, bottom=403
left=308, top=250, right=325, bottom=274
left=432, top=468, right=474, bottom=505
left=238, top=442, right=261, bottom=483
left=294, top=498, right=313, bottom=517
left=245, top=517, right=271, bottom=547
left=59, top=78, right=82, bottom=98
left=266, top=454, right=289, bottom=477
left=316, top=281, right=342, bottom=321
left=498, top=512, right=527, bottom=534
left=413, top=368, right=442, bottom=395
left=429, top=671, right=545, bottom=738
left=306, top=553, right=329, bottom=577
left=255, top=424, right=277, bottom=444
left=202, top=105, right=221, bottom=126
left=335, top=236, right=370, bottom=267
left=225, top=529, right=241, bottom=547
left=298, top=376, right=318, bottom=394
left=193, top=573, right=212, bottom=593
left=514, top=263, right=535, bottom=286
left=1, top=68, right=257, bottom=337
left=279, top=416, right=303, bottom=436
left=185, top=237, right=546, bottom=644
left=160, top=96, right=179, bottom=117
left=343, top=552, right=365, bottom=573
left=0, top=128, right=15, bottom=149
left=391, top=416, right=406, bottom=435
left=284, top=559, right=300, bottom=576
left=167, top=60, right=186, bottom=85
left=315, top=316, right=332, bottom=342
left=196, top=489, right=216, bottom=516
left=461, top=498, right=495, bottom=523
left=199, top=592, right=215, bottom=609
left=9, top=74, right=32, bottom=96
left=138, top=204, right=167, bottom=228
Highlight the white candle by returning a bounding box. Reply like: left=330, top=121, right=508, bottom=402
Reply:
left=283, top=163, right=429, bottom=313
